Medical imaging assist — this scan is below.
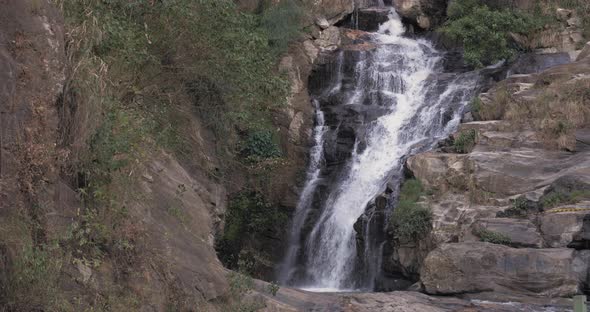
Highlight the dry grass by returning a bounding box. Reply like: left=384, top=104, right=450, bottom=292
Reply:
left=504, top=79, right=590, bottom=150
left=472, top=83, right=513, bottom=121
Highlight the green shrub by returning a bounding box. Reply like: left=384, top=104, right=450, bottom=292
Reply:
left=470, top=97, right=482, bottom=116
left=453, top=129, right=476, bottom=153
left=242, top=130, right=282, bottom=162
left=443, top=0, right=541, bottom=67
left=478, top=229, right=512, bottom=245
left=267, top=281, right=280, bottom=296
left=217, top=192, right=287, bottom=269
left=496, top=197, right=530, bottom=218
left=391, top=179, right=433, bottom=242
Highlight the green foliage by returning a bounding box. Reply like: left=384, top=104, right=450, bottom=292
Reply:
left=478, top=229, right=512, bottom=245
left=4, top=245, right=63, bottom=310
left=217, top=192, right=287, bottom=269
left=261, top=0, right=305, bottom=55
left=453, top=129, right=476, bottom=153
left=62, top=0, right=295, bottom=166
left=399, top=179, right=424, bottom=202
left=266, top=281, right=280, bottom=296
left=226, top=271, right=264, bottom=312
left=242, top=130, right=282, bottom=162
left=391, top=179, right=433, bottom=242
left=542, top=190, right=590, bottom=209
left=470, top=97, right=482, bottom=115
left=496, top=197, right=529, bottom=218
left=443, top=0, right=542, bottom=67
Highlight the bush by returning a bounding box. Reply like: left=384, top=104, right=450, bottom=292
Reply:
left=496, top=196, right=530, bottom=218
left=217, top=192, right=287, bottom=269
left=391, top=179, right=433, bottom=242
left=453, top=129, right=476, bottom=153
left=241, top=130, right=282, bottom=162
left=443, top=0, right=541, bottom=67
left=478, top=229, right=512, bottom=245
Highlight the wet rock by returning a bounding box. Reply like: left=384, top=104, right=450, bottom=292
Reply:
left=312, top=0, right=354, bottom=25
left=339, top=8, right=390, bottom=32
left=421, top=242, right=590, bottom=297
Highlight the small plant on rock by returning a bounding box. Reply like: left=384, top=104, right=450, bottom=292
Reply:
left=241, top=130, right=282, bottom=162
left=478, top=229, right=512, bottom=245
left=267, top=281, right=280, bottom=296
left=391, top=179, right=433, bottom=243
left=453, top=129, right=477, bottom=153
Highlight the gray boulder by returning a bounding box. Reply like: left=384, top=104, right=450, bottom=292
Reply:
left=421, top=242, right=590, bottom=297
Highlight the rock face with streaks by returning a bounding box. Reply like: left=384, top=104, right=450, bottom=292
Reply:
left=421, top=243, right=590, bottom=297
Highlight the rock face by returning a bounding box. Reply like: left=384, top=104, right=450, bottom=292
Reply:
left=393, top=0, right=448, bottom=30
left=0, top=0, right=65, bottom=226
left=421, top=243, right=590, bottom=297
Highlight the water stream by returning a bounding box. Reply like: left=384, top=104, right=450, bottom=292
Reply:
left=279, top=8, right=480, bottom=291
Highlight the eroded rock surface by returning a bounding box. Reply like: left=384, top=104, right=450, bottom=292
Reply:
left=421, top=243, right=590, bottom=297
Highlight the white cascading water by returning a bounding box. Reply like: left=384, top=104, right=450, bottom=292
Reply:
left=280, top=9, right=479, bottom=291
left=278, top=99, right=327, bottom=283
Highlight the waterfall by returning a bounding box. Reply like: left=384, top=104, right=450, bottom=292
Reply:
left=279, top=9, right=480, bottom=291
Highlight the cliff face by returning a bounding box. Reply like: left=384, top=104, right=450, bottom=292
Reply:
left=0, top=1, right=230, bottom=310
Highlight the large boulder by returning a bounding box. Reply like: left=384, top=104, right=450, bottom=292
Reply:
left=539, top=205, right=590, bottom=248
left=393, top=0, right=448, bottom=30
left=421, top=242, right=590, bottom=297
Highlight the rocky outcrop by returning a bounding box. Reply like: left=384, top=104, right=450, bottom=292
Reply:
left=391, top=39, right=590, bottom=298
left=421, top=242, right=590, bottom=297
left=393, top=0, right=448, bottom=30
left=539, top=204, right=590, bottom=248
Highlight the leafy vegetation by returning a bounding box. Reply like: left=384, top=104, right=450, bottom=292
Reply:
left=267, top=281, right=280, bottom=296
left=442, top=0, right=543, bottom=67
left=478, top=229, right=512, bottom=245
left=453, top=129, right=477, bottom=153
left=217, top=192, right=288, bottom=270
left=391, top=179, right=433, bottom=243
left=261, top=0, right=305, bottom=55
left=242, top=130, right=282, bottom=162
left=541, top=190, right=590, bottom=209
left=3, top=244, right=63, bottom=311
left=496, top=197, right=530, bottom=218
left=226, top=271, right=265, bottom=312
left=2, top=0, right=305, bottom=309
